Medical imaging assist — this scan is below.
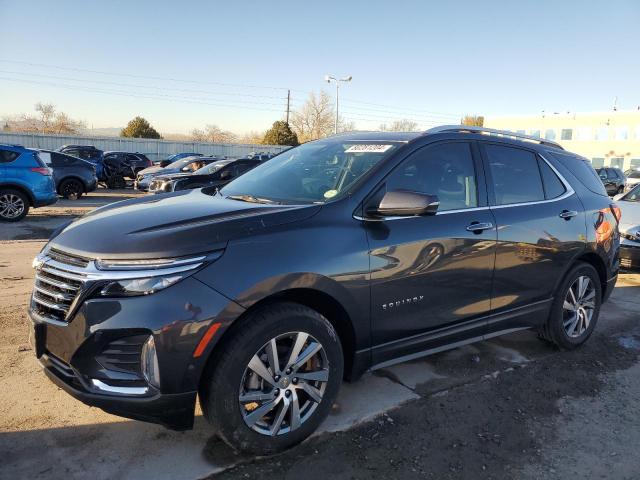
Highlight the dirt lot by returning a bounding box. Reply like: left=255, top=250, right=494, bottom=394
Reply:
left=1, top=191, right=639, bottom=479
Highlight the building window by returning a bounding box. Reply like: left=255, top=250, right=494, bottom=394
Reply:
left=516, top=130, right=526, bottom=135
left=530, top=130, right=541, bottom=138
left=591, top=158, right=605, bottom=168
left=595, top=127, right=609, bottom=141
left=630, top=158, right=640, bottom=169
left=577, top=127, right=592, bottom=141
left=615, top=126, right=629, bottom=140
left=609, top=157, right=624, bottom=169
left=561, top=129, right=573, bottom=140
left=545, top=129, right=556, bottom=140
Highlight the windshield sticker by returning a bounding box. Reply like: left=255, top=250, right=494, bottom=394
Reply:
left=345, top=144, right=393, bottom=153
left=324, top=189, right=338, bottom=199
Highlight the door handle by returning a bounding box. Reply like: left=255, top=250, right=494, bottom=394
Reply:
left=559, top=210, right=578, bottom=220
left=466, top=221, right=493, bottom=232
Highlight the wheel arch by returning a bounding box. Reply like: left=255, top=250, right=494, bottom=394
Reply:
left=574, top=252, right=607, bottom=296
left=0, top=182, right=35, bottom=206
left=198, top=287, right=359, bottom=392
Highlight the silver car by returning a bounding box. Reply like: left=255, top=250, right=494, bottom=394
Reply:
left=615, top=184, right=640, bottom=269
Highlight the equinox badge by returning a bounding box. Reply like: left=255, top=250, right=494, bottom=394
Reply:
left=382, top=295, right=424, bottom=310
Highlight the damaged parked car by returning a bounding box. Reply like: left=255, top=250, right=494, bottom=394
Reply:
left=149, top=157, right=260, bottom=194
left=135, top=156, right=219, bottom=191
left=29, top=126, right=619, bottom=454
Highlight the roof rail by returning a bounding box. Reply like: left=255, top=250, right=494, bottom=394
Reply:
left=425, top=125, right=564, bottom=150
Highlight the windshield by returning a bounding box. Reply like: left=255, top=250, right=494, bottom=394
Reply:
left=622, top=184, right=640, bottom=202
left=195, top=162, right=230, bottom=175
left=220, top=139, right=400, bottom=203
left=166, top=157, right=199, bottom=169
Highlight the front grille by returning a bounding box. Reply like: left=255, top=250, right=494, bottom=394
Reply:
left=32, top=251, right=89, bottom=323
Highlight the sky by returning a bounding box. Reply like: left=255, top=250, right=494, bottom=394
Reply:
left=0, top=0, right=639, bottom=135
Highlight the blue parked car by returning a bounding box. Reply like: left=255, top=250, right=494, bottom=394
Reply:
left=0, top=144, right=57, bottom=221
left=38, top=150, right=98, bottom=200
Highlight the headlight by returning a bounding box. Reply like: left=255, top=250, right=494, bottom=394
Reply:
left=99, top=275, right=185, bottom=297
left=93, top=251, right=223, bottom=297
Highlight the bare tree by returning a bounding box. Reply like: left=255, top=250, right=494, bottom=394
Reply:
left=52, top=112, right=85, bottom=134
left=290, top=91, right=336, bottom=142
left=35, top=102, right=56, bottom=132
left=239, top=130, right=266, bottom=144
left=461, top=115, right=484, bottom=126
left=190, top=128, right=207, bottom=142
left=190, top=125, right=237, bottom=143
left=378, top=119, right=419, bottom=132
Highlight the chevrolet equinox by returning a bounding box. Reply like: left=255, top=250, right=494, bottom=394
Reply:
left=29, top=126, right=620, bottom=454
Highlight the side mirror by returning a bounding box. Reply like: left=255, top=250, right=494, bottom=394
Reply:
left=368, top=190, right=439, bottom=217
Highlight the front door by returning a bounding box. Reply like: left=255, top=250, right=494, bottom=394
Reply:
left=364, top=141, right=496, bottom=360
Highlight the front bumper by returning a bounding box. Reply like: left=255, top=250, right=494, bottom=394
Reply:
left=620, top=241, right=640, bottom=269
left=29, top=276, right=239, bottom=430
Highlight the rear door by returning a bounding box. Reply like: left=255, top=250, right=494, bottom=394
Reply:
left=480, top=142, right=585, bottom=327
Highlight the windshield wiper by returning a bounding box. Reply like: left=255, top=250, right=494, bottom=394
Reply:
left=226, top=194, right=280, bottom=205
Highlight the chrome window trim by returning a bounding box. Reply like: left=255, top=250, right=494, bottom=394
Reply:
left=354, top=153, right=575, bottom=222
left=489, top=153, right=575, bottom=210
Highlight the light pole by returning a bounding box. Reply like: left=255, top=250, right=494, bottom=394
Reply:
left=325, top=74, right=352, bottom=134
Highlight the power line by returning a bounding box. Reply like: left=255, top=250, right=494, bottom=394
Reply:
left=0, top=77, right=288, bottom=113
left=0, top=59, right=463, bottom=121
left=0, top=70, right=288, bottom=107
left=0, top=59, right=290, bottom=91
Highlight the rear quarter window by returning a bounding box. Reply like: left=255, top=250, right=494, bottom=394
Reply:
left=0, top=149, right=21, bottom=163
left=548, top=150, right=608, bottom=196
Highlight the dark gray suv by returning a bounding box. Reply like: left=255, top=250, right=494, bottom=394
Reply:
left=29, top=126, right=620, bottom=454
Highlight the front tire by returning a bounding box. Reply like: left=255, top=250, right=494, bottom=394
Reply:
left=0, top=188, right=29, bottom=221
left=200, top=303, right=343, bottom=454
left=539, top=262, right=601, bottom=349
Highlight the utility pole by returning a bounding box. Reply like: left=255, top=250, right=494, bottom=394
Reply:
left=286, top=89, right=291, bottom=124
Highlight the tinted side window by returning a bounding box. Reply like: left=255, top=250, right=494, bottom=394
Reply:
left=548, top=151, right=608, bottom=196
left=52, top=152, right=75, bottom=167
left=484, top=144, right=544, bottom=205
left=126, top=154, right=140, bottom=163
left=538, top=158, right=566, bottom=199
left=0, top=149, right=20, bottom=163
left=385, top=142, right=478, bottom=211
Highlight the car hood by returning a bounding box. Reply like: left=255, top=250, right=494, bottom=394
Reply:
left=619, top=201, right=640, bottom=232
left=138, top=166, right=165, bottom=176
left=49, top=190, right=321, bottom=259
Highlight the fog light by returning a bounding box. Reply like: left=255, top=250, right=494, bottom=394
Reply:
left=141, top=335, right=161, bottom=388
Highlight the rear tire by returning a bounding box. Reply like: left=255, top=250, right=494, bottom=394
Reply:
left=59, top=178, right=84, bottom=200
left=538, top=262, right=601, bottom=349
left=0, top=188, right=30, bottom=221
left=200, top=302, right=343, bottom=455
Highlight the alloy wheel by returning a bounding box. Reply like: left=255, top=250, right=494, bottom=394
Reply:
left=562, top=275, right=596, bottom=338
left=239, top=331, right=329, bottom=436
left=0, top=193, right=25, bottom=219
